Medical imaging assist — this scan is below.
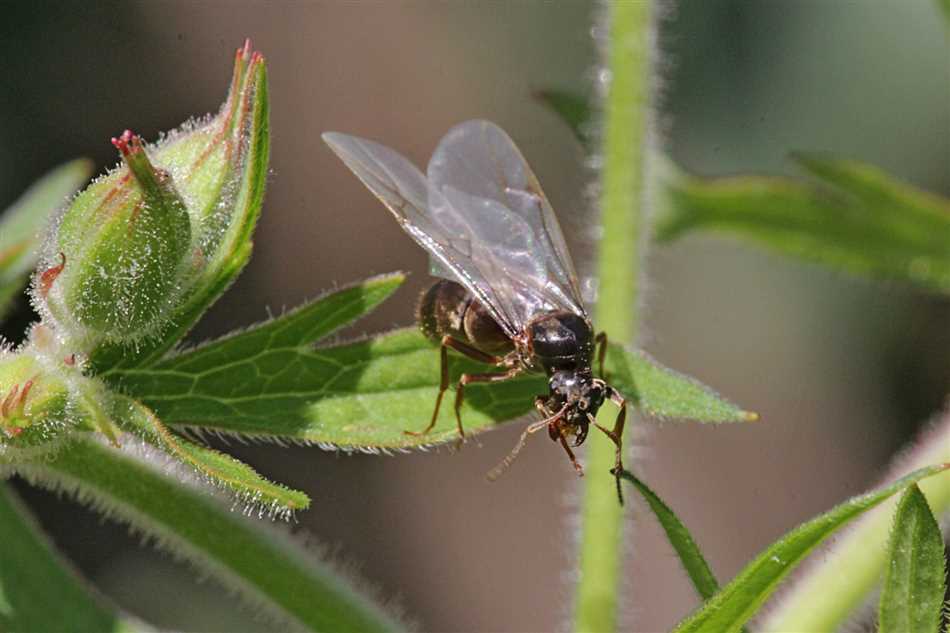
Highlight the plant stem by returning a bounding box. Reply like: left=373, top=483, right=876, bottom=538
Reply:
left=761, top=415, right=950, bottom=632
left=0, top=483, right=144, bottom=632
left=574, top=2, right=653, bottom=632
left=20, top=436, right=402, bottom=633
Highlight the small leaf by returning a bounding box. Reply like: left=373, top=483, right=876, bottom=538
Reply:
left=535, top=89, right=593, bottom=147
left=618, top=470, right=722, bottom=601
left=608, top=346, right=756, bottom=423
left=0, top=484, right=143, bottom=632
left=14, top=436, right=402, bottom=632
left=0, top=159, right=93, bottom=321
left=672, top=463, right=950, bottom=633
left=878, top=484, right=947, bottom=633
left=656, top=156, right=950, bottom=293
left=111, top=308, right=752, bottom=450
left=112, top=394, right=309, bottom=516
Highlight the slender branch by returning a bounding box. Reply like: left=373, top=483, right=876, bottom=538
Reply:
left=574, top=2, right=654, bottom=632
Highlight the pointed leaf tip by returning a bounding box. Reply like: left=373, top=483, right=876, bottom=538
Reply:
left=878, top=483, right=946, bottom=633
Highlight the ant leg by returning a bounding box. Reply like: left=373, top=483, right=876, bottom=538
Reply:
left=594, top=331, right=608, bottom=379
left=406, top=336, right=501, bottom=437
left=557, top=432, right=584, bottom=477
left=453, top=366, right=521, bottom=438
left=594, top=390, right=627, bottom=504
left=593, top=390, right=627, bottom=474
left=407, top=343, right=450, bottom=437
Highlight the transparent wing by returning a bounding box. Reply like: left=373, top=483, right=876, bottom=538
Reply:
left=322, top=131, right=520, bottom=336
left=426, top=120, right=587, bottom=327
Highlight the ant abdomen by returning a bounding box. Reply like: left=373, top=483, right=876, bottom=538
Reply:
left=418, top=280, right=512, bottom=355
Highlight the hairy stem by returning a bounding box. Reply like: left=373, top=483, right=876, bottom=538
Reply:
left=574, top=2, right=653, bottom=632
left=17, top=436, right=402, bottom=633
left=0, top=483, right=145, bottom=632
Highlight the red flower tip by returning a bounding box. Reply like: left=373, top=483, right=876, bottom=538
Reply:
left=238, top=38, right=253, bottom=61
left=111, top=129, right=137, bottom=156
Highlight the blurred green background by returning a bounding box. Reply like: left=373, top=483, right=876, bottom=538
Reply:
left=1, top=1, right=948, bottom=631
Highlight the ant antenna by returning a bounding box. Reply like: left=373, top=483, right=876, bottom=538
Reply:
left=487, top=404, right=568, bottom=481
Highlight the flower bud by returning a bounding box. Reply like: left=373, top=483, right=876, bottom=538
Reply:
left=0, top=346, right=72, bottom=461
left=0, top=324, right=124, bottom=462
left=35, top=40, right=269, bottom=355
left=39, top=131, right=192, bottom=344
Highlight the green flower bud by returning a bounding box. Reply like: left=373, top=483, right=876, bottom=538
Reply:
left=39, top=130, right=192, bottom=345
left=0, top=341, right=72, bottom=462
left=0, top=325, right=122, bottom=463
left=36, top=40, right=269, bottom=352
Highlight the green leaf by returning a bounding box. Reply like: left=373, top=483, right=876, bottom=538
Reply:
left=0, top=483, right=145, bottom=633
left=762, top=416, right=950, bottom=632
left=15, top=436, right=402, bottom=632
left=607, top=345, right=756, bottom=424
left=618, top=470, right=722, bottom=601
left=535, top=89, right=592, bottom=148
left=109, top=318, right=751, bottom=450
left=656, top=155, right=950, bottom=293
left=671, top=463, right=950, bottom=633
left=0, top=159, right=93, bottom=321
left=619, top=471, right=751, bottom=633
left=878, top=484, right=947, bottom=633
left=112, top=394, right=309, bottom=516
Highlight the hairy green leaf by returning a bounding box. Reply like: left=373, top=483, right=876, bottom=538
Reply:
left=607, top=345, right=756, bottom=424
left=0, top=159, right=93, bottom=321
left=110, top=315, right=751, bottom=450
left=878, top=484, right=947, bottom=633
left=0, top=484, right=145, bottom=632
left=618, top=470, right=722, bottom=602
left=112, top=394, right=309, bottom=516
left=535, top=89, right=592, bottom=148
left=14, top=436, right=402, bottom=632
left=672, top=464, right=950, bottom=633
left=620, top=470, right=751, bottom=633
left=656, top=156, right=950, bottom=293
left=763, top=415, right=950, bottom=632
